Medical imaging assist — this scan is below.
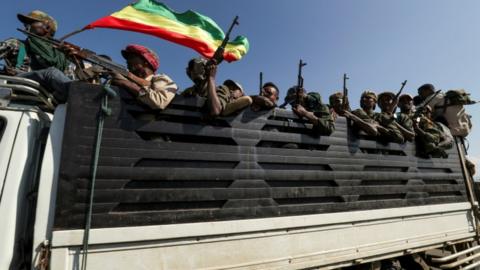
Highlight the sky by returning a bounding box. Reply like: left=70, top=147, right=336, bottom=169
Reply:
left=2, top=0, right=480, bottom=175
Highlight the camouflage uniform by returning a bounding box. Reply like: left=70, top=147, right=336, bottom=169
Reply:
left=416, top=106, right=453, bottom=158
left=303, top=92, right=335, bottom=135
left=221, top=79, right=252, bottom=116
left=0, top=38, right=31, bottom=73
left=352, top=90, right=379, bottom=122
left=395, top=112, right=414, bottom=135
left=376, top=92, right=404, bottom=144
left=375, top=112, right=404, bottom=143
left=182, top=84, right=231, bottom=112
left=352, top=108, right=378, bottom=122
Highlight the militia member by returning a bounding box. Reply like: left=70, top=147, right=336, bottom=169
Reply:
left=16, top=10, right=73, bottom=102
left=111, top=44, right=177, bottom=110
left=375, top=92, right=404, bottom=143
left=251, top=82, right=280, bottom=111
left=328, top=92, right=345, bottom=121
left=329, top=91, right=380, bottom=136
left=345, top=91, right=380, bottom=136
left=414, top=105, right=453, bottom=158
left=221, top=79, right=252, bottom=116
left=284, top=86, right=334, bottom=135
left=414, top=83, right=445, bottom=120
left=0, top=38, right=30, bottom=75
left=182, top=57, right=233, bottom=116
left=395, top=94, right=416, bottom=141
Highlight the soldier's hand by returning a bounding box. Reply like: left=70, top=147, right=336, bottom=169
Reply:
left=206, top=62, right=217, bottom=79
left=376, top=125, right=389, bottom=134
left=342, top=110, right=352, bottom=118
left=61, top=43, right=80, bottom=57
left=110, top=72, right=127, bottom=81
left=292, top=104, right=308, bottom=117
left=3, top=66, right=17, bottom=76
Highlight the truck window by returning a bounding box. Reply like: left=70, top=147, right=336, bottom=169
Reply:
left=0, top=117, right=5, bottom=142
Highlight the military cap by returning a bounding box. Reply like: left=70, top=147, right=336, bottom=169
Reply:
left=329, top=92, right=343, bottom=106
left=223, top=79, right=244, bottom=93
left=17, top=10, right=58, bottom=34
left=398, top=94, right=413, bottom=102
left=122, top=44, right=159, bottom=71
left=418, top=83, right=435, bottom=94
left=263, top=82, right=280, bottom=96
left=361, top=90, right=377, bottom=101
left=377, top=91, right=396, bottom=101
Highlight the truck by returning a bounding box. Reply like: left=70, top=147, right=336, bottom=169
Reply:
left=1, top=74, right=480, bottom=270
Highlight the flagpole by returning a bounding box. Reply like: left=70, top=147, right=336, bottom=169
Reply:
left=59, top=28, right=89, bottom=42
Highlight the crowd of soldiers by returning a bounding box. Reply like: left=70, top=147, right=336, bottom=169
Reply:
left=1, top=10, right=475, bottom=165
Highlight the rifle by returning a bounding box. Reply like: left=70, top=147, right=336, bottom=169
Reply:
left=209, top=16, right=239, bottom=65
left=390, top=80, right=407, bottom=114
left=296, top=59, right=307, bottom=105
left=259, top=72, right=263, bottom=93
left=17, top=28, right=149, bottom=86
left=343, top=73, right=350, bottom=111
left=414, top=89, right=442, bottom=119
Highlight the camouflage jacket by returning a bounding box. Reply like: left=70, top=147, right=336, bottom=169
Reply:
left=181, top=83, right=230, bottom=111
left=0, top=38, right=31, bottom=73
left=303, top=92, right=335, bottom=136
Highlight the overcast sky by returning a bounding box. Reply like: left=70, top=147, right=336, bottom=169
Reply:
left=2, top=0, right=480, bottom=174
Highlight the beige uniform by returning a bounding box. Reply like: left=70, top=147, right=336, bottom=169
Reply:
left=137, top=74, right=178, bottom=110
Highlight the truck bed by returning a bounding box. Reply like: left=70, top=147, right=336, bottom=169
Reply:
left=48, top=83, right=475, bottom=269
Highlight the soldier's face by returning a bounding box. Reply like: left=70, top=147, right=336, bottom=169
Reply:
left=419, top=89, right=433, bottom=99
left=187, top=61, right=206, bottom=84
left=361, top=96, right=376, bottom=110
left=261, top=86, right=278, bottom=104
left=332, top=97, right=343, bottom=112
left=127, top=55, right=150, bottom=78
left=27, top=21, right=49, bottom=36
left=399, top=99, right=413, bottom=112
left=379, top=96, right=394, bottom=112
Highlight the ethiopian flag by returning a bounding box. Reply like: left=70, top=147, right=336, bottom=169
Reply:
left=84, top=0, right=249, bottom=62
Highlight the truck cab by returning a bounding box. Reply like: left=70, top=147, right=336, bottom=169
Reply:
left=0, top=76, right=479, bottom=269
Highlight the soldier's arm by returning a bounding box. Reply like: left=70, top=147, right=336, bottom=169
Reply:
left=136, top=75, right=178, bottom=110
left=344, top=110, right=378, bottom=136
left=395, top=121, right=415, bottom=141
left=252, top=95, right=275, bottom=108
left=206, top=64, right=223, bottom=116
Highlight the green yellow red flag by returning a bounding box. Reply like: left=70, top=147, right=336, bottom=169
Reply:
left=84, top=0, right=249, bottom=62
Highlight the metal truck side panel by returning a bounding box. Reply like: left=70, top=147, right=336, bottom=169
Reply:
left=49, top=202, right=475, bottom=270
left=31, top=105, right=66, bottom=267
left=0, top=111, right=45, bottom=269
